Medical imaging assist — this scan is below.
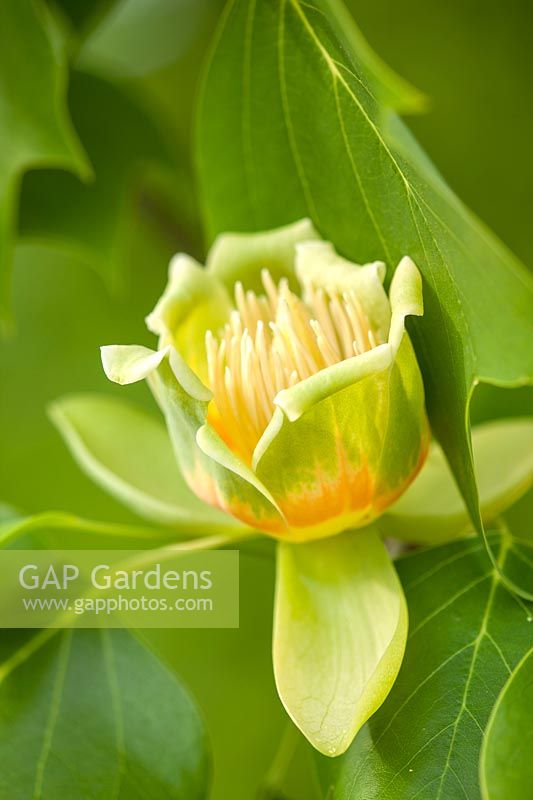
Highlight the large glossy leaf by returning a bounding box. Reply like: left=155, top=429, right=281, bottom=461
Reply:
left=317, top=534, right=533, bottom=799
left=0, top=629, right=210, bottom=799
left=480, top=648, right=533, bottom=800
left=196, top=0, right=533, bottom=592
left=0, top=0, right=88, bottom=327
left=49, top=393, right=244, bottom=534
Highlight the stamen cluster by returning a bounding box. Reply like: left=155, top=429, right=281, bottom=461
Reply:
left=206, top=271, right=380, bottom=460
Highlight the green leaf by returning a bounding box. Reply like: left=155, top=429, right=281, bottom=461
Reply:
left=273, top=529, right=407, bottom=756
left=382, top=418, right=533, bottom=544
left=49, top=0, right=120, bottom=39
left=317, top=534, right=533, bottom=798
left=0, top=0, right=88, bottom=327
left=144, top=540, right=301, bottom=800
left=196, top=0, right=533, bottom=593
left=19, top=70, right=197, bottom=294
left=77, top=0, right=211, bottom=79
left=480, top=648, right=533, bottom=800
left=0, top=629, right=210, bottom=799
left=0, top=510, right=173, bottom=550
left=49, top=393, right=245, bottom=534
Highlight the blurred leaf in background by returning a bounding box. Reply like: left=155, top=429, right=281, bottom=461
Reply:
left=49, top=0, right=121, bottom=38
left=19, top=69, right=196, bottom=294
left=18, top=0, right=223, bottom=297
left=0, top=0, right=89, bottom=329
left=77, top=0, right=210, bottom=78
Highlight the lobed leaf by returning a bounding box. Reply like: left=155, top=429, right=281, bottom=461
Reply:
left=19, top=70, right=192, bottom=295
left=0, top=0, right=89, bottom=327
left=317, top=0, right=427, bottom=114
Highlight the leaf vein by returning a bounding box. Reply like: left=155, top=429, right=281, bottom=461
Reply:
left=408, top=572, right=490, bottom=639
left=101, top=630, right=127, bottom=800
left=434, top=541, right=509, bottom=799
left=32, top=630, right=73, bottom=800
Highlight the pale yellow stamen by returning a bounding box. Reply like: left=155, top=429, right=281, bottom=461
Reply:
left=343, top=291, right=368, bottom=353
left=205, top=271, right=379, bottom=461
left=261, top=268, right=279, bottom=312
left=309, top=319, right=339, bottom=365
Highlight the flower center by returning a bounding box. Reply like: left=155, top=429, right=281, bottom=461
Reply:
left=205, top=270, right=380, bottom=461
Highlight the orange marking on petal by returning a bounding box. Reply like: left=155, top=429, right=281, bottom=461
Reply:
left=185, top=459, right=221, bottom=510
left=264, top=427, right=430, bottom=540
left=185, top=457, right=284, bottom=533
left=219, top=498, right=285, bottom=534
left=273, top=442, right=375, bottom=529
left=206, top=402, right=253, bottom=465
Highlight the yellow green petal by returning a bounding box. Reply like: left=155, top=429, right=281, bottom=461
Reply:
left=253, top=254, right=427, bottom=540
left=274, top=529, right=408, bottom=756
left=101, top=344, right=168, bottom=385
left=150, top=349, right=286, bottom=533
left=206, top=217, right=320, bottom=294
left=254, top=338, right=428, bottom=540
left=146, top=253, right=232, bottom=381
left=295, top=240, right=390, bottom=338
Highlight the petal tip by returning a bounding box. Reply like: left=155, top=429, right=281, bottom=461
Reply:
left=100, top=344, right=168, bottom=385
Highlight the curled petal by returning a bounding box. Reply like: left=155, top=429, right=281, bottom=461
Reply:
left=295, top=240, right=390, bottom=340
left=146, top=254, right=232, bottom=381
left=101, top=344, right=169, bottom=385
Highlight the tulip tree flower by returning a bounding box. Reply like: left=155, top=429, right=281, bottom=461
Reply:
left=53, top=221, right=531, bottom=759
left=49, top=219, right=532, bottom=757
left=96, top=219, right=430, bottom=755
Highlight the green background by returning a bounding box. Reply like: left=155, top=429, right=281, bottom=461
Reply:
left=1, top=1, right=532, bottom=797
